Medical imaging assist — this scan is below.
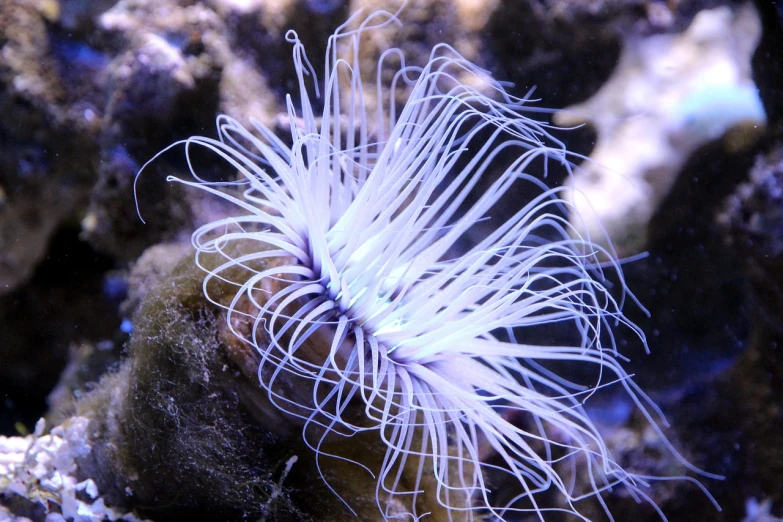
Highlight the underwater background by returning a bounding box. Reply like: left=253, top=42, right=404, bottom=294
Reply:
left=1, top=0, right=782, bottom=521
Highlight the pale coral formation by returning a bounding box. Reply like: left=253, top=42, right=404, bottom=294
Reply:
left=555, top=2, right=766, bottom=253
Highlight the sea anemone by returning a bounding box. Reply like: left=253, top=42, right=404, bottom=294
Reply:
left=139, top=7, right=714, bottom=521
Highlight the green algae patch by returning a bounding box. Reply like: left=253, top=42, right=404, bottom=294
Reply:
left=74, top=245, right=305, bottom=521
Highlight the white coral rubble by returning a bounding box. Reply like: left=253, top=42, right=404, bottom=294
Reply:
left=0, top=418, right=147, bottom=522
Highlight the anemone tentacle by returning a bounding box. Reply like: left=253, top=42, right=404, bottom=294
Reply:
left=141, top=7, right=718, bottom=522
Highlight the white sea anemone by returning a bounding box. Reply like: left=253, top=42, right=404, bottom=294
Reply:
left=139, top=7, right=716, bottom=522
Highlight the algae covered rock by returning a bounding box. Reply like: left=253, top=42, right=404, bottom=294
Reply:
left=73, top=244, right=307, bottom=521
left=62, top=243, right=469, bottom=521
